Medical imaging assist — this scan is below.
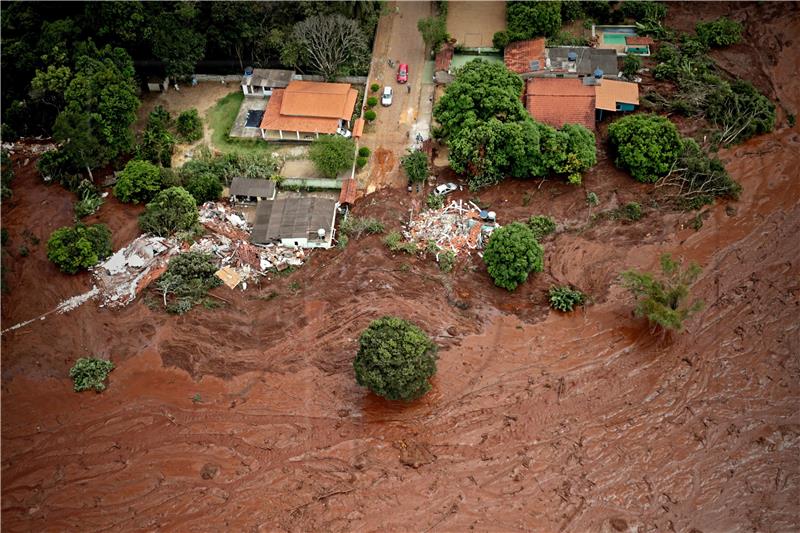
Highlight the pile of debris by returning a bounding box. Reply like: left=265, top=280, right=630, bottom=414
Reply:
left=190, top=234, right=305, bottom=290
left=404, top=200, right=500, bottom=256
left=92, top=235, right=181, bottom=308
left=199, top=201, right=250, bottom=239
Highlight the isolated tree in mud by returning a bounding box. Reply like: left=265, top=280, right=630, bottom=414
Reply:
left=47, top=223, right=112, bottom=274
left=353, top=316, right=438, bottom=401
left=114, top=159, right=163, bottom=204
left=621, top=253, right=704, bottom=332
left=608, top=114, right=683, bottom=183
left=483, top=222, right=544, bottom=291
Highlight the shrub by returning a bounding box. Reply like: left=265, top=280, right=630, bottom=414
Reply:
left=69, top=357, right=115, bottom=392
left=696, top=17, right=743, bottom=48
left=527, top=215, right=556, bottom=239
left=139, top=186, right=198, bottom=237
left=356, top=156, right=368, bottom=168
left=548, top=285, right=585, bottom=312
left=418, top=15, right=449, bottom=54
left=483, top=222, right=543, bottom=291
left=546, top=31, right=590, bottom=47
left=438, top=249, right=456, bottom=273
left=114, top=159, right=163, bottom=203
left=401, top=149, right=429, bottom=183
left=607, top=114, right=683, bottom=183
left=622, top=55, right=642, bottom=79
left=621, top=253, right=704, bottom=332
left=364, top=109, right=377, bottom=122
left=561, top=1, right=585, bottom=22
left=370, top=83, right=380, bottom=92
left=706, top=80, right=775, bottom=145
left=47, top=223, right=112, bottom=274
left=74, top=190, right=104, bottom=219
left=183, top=172, right=223, bottom=204
left=618, top=202, right=643, bottom=221
left=492, top=30, right=512, bottom=50
left=309, top=135, right=356, bottom=178
left=384, top=231, right=418, bottom=254
left=366, top=96, right=378, bottom=108
left=2, top=149, right=14, bottom=201
left=358, top=146, right=371, bottom=157
left=621, top=1, right=668, bottom=22
left=176, top=109, right=203, bottom=142
left=340, top=216, right=384, bottom=238
left=155, top=251, right=222, bottom=314
left=426, top=192, right=444, bottom=210
left=137, top=107, right=175, bottom=167
left=353, top=316, right=438, bottom=401
left=586, top=191, right=599, bottom=207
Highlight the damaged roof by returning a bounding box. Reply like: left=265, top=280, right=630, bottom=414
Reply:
left=251, top=197, right=337, bottom=244
left=229, top=177, right=276, bottom=199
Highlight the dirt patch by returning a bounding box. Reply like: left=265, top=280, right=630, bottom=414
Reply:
left=2, top=3, right=799, bottom=531
left=446, top=1, right=506, bottom=48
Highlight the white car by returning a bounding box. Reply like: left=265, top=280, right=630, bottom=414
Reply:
left=434, top=183, right=458, bottom=196
left=336, top=126, right=352, bottom=138
left=381, top=86, right=393, bottom=106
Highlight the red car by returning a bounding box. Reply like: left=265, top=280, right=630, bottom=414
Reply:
left=396, top=63, right=408, bottom=83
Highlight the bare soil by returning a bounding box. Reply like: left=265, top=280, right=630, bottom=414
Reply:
left=446, top=1, right=507, bottom=49
left=2, top=3, right=799, bottom=532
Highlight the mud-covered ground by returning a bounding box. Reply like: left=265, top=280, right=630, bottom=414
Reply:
left=2, top=3, right=799, bottom=532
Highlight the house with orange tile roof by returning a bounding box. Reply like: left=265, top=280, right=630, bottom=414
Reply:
left=259, top=80, right=359, bottom=141
left=503, top=38, right=547, bottom=75
left=525, top=77, right=640, bottom=130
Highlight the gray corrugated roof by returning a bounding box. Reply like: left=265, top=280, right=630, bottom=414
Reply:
left=547, top=47, right=619, bottom=76
left=251, top=197, right=337, bottom=244
left=243, top=69, right=294, bottom=88
left=230, top=177, right=275, bottom=198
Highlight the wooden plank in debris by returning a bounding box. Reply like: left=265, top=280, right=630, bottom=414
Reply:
left=215, top=267, right=241, bottom=289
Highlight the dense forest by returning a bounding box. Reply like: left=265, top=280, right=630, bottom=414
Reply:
left=1, top=1, right=383, bottom=139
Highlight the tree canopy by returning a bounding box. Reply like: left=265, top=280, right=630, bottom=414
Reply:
left=608, top=114, right=683, bottom=183
left=114, top=159, right=163, bottom=204
left=47, top=223, right=112, bottom=274
left=353, top=316, right=438, bottom=401
left=284, top=14, right=369, bottom=80
left=483, top=222, right=544, bottom=291
left=401, top=149, right=430, bottom=183
left=309, top=135, right=356, bottom=178
left=139, top=186, right=199, bottom=236
left=507, top=1, right=562, bottom=40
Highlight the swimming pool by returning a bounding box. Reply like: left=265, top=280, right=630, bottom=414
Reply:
left=597, top=25, right=637, bottom=34
left=603, top=33, right=629, bottom=45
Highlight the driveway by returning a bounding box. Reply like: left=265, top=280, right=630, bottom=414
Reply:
left=360, top=1, right=434, bottom=193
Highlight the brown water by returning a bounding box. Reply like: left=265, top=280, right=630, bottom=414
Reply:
left=2, top=3, right=799, bottom=531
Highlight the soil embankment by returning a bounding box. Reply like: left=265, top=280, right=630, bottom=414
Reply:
left=2, top=3, right=798, bottom=531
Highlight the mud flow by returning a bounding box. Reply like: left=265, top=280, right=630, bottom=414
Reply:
left=2, top=2, right=799, bottom=532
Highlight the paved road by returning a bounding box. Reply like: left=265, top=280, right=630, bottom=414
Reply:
left=360, top=1, right=434, bottom=193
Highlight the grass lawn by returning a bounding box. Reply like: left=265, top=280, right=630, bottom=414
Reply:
left=206, top=91, right=272, bottom=156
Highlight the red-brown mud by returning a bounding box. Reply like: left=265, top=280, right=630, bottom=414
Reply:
left=2, top=3, right=799, bottom=532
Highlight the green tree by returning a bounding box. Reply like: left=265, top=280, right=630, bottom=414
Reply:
left=176, top=109, right=203, bottom=142
left=483, top=222, right=543, bottom=291
left=183, top=172, right=223, bottom=204
left=622, top=54, right=642, bottom=79
left=156, top=251, right=222, bottom=314
left=353, top=316, right=438, bottom=401
left=608, top=113, right=683, bottom=183
left=417, top=16, right=449, bottom=54
left=621, top=253, right=703, bottom=332
left=548, top=285, right=585, bottom=312
left=309, top=135, right=356, bottom=178
left=706, top=80, right=775, bottom=145
left=52, top=109, right=105, bottom=182
left=46, top=223, right=112, bottom=274
left=620, top=1, right=668, bottom=22
left=139, top=187, right=199, bottom=237
left=148, top=2, right=206, bottom=80
left=401, top=149, right=429, bottom=183
left=70, top=358, right=114, bottom=392
left=695, top=17, right=743, bottom=48
left=433, top=59, right=527, bottom=139
left=527, top=215, right=556, bottom=239
left=137, top=106, right=176, bottom=167
left=553, top=123, right=597, bottom=184
left=507, top=1, right=562, bottom=39
left=114, top=159, right=163, bottom=204
left=88, top=1, right=145, bottom=47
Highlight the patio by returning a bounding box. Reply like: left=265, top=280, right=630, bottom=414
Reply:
left=229, top=97, right=269, bottom=138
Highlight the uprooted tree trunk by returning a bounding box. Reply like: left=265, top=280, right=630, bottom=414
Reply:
left=291, top=14, right=368, bottom=81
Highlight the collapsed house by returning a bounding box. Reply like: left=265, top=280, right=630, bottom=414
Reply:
left=404, top=200, right=500, bottom=256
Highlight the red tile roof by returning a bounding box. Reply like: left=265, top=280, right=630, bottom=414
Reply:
left=435, top=42, right=454, bottom=72
left=504, top=38, right=547, bottom=74
left=352, top=118, right=365, bottom=138
left=525, top=78, right=595, bottom=131
left=260, top=89, right=340, bottom=134
left=626, top=36, right=654, bottom=45
left=339, top=178, right=358, bottom=206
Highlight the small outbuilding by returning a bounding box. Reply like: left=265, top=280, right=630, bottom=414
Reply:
left=241, top=68, right=294, bottom=97
left=229, top=177, right=277, bottom=203
left=251, top=197, right=338, bottom=249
